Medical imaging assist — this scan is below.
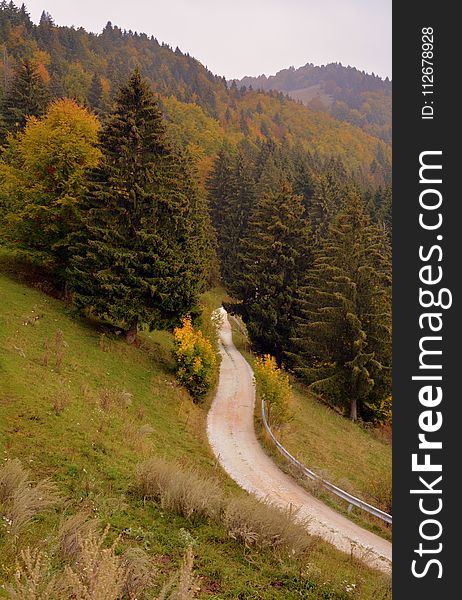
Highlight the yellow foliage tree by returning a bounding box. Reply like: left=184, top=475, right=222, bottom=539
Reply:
left=254, top=354, right=291, bottom=428
left=0, top=98, right=101, bottom=276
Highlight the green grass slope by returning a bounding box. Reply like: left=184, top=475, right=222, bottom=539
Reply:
left=0, top=271, right=391, bottom=598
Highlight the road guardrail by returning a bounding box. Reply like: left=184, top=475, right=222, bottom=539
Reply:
left=261, top=398, right=393, bottom=525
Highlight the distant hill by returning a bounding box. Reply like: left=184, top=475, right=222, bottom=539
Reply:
left=0, top=3, right=390, bottom=187
left=236, top=63, right=392, bottom=143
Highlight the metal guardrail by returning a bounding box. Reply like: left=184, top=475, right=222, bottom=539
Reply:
left=261, top=398, right=393, bottom=525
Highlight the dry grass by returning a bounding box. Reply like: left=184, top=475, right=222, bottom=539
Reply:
left=223, top=495, right=313, bottom=557
left=61, top=525, right=126, bottom=599
left=5, top=547, right=58, bottom=600
left=7, top=479, right=61, bottom=539
left=121, top=547, right=156, bottom=599
left=157, top=546, right=199, bottom=600
left=52, top=388, right=70, bottom=415
left=58, top=512, right=99, bottom=562
left=5, top=526, right=194, bottom=600
left=0, top=460, right=61, bottom=539
left=136, top=458, right=224, bottom=522
left=0, top=459, right=29, bottom=504
left=136, top=458, right=314, bottom=560
left=123, top=420, right=155, bottom=457
left=99, top=388, right=133, bottom=411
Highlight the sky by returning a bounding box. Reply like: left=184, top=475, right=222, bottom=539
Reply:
left=22, top=0, right=392, bottom=80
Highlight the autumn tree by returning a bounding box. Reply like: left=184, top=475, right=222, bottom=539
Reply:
left=293, top=192, right=391, bottom=421
left=0, top=98, right=101, bottom=274
left=68, top=69, right=207, bottom=340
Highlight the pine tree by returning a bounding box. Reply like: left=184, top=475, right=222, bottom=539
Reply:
left=208, top=145, right=256, bottom=286
left=68, top=69, right=205, bottom=340
left=87, top=73, right=104, bottom=114
left=376, top=186, right=392, bottom=241
left=293, top=191, right=391, bottom=421
left=309, top=161, right=347, bottom=245
left=233, top=181, right=310, bottom=362
left=1, top=59, right=49, bottom=138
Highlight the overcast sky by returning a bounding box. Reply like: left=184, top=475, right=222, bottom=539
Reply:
left=22, top=0, right=391, bottom=80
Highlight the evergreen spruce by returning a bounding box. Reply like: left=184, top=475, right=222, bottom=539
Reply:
left=293, top=191, right=391, bottom=421
left=1, top=59, right=49, bottom=138
left=68, top=69, right=205, bottom=340
left=87, top=73, right=104, bottom=114
left=208, top=146, right=255, bottom=286
left=232, top=181, right=310, bottom=362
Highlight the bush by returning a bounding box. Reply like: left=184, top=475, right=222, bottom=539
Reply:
left=173, top=316, right=216, bottom=402
left=254, top=354, right=291, bottom=428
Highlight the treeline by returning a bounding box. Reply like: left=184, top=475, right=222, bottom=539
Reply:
left=208, top=142, right=392, bottom=423
left=0, top=2, right=391, bottom=186
left=237, top=62, right=392, bottom=143
left=0, top=69, right=216, bottom=340
left=0, top=2, right=392, bottom=424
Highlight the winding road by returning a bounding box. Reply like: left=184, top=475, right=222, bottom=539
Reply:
left=207, top=308, right=392, bottom=573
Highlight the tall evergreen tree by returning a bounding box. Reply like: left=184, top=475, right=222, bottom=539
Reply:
left=293, top=191, right=391, bottom=421
left=208, top=145, right=255, bottom=286
left=376, top=186, right=392, bottom=241
left=309, top=161, right=347, bottom=245
left=232, top=181, right=310, bottom=362
left=0, top=59, right=49, bottom=139
left=68, top=69, right=206, bottom=341
left=87, top=73, right=104, bottom=114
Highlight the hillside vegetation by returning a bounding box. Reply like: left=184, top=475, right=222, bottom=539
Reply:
left=0, top=268, right=391, bottom=598
left=237, top=63, right=391, bottom=144
left=0, top=3, right=390, bottom=186
left=0, top=2, right=392, bottom=596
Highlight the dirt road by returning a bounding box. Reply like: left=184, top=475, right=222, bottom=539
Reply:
left=207, top=308, right=392, bottom=573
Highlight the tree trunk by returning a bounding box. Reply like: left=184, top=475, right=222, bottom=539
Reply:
left=349, top=397, right=358, bottom=421
left=125, top=324, right=138, bottom=345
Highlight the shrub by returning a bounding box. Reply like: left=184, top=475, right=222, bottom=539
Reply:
left=173, top=316, right=216, bottom=402
left=254, top=354, right=291, bottom=428
left=363, top=395, right=392, bottom=426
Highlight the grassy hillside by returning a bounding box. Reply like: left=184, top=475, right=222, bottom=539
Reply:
left=0, top=267, right=391, bottom=598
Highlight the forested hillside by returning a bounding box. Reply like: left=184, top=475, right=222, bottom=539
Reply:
left=0, top=2, right=392, bottom=596
left=0, top=1, right=392, bottom=425
left=237, top=62, right=392, bottom=143
left=0, top=2, right=390, bottom=185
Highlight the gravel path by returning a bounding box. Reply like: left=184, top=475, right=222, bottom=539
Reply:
left=207, top=308, right=392, bottom=573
